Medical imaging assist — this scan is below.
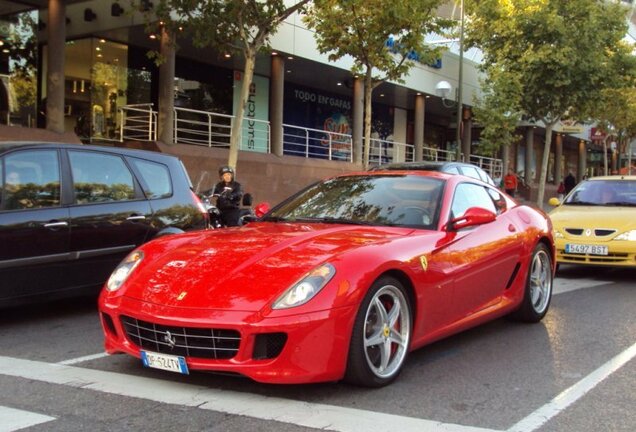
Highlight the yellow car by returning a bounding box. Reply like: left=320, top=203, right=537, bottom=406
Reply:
left=548, top=175, right=636, bottom=267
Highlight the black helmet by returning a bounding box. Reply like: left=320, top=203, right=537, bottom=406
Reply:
left=218, top=166, right=234, bottom=177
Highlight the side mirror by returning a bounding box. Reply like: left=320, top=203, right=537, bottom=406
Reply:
left=548, top=197, right=561, bottom=206
left=447, top=207, right=496, bottom=231
left=254, top=202, right=271, bottom=218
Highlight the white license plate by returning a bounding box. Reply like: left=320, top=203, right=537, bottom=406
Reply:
left=565, top=243, right=608, bottom=255
left=141, top=350, right=189, bottom=374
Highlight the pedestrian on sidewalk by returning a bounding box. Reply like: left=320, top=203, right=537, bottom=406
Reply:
left=504, top=168, right=518, bottom=197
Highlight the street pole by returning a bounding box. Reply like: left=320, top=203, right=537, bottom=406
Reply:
left=455, top=0, right=464, bottom=161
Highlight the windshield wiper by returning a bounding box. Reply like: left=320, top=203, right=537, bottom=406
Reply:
left=565, top=201, right=598, bottom=206
left=262, top=215, right=288, bottom=222
left=603, top=202, right=636, bottom=207
left=293, top=216, right=375, bottom=225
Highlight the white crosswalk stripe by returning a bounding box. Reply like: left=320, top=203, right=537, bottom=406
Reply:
left=0, top=406, right=55, bottom=432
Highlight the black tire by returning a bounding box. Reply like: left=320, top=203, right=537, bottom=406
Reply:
left=344, top=276, right=412, bottom=387
left=510, top=243, right=553, bottom=322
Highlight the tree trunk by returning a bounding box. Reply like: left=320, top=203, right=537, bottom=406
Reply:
left=602, top=138, right=608, bottom=176
left=362, top=69, right=373, bottom=170
left=228, top=48, right=256, bottom=171
left=536, top=121, right=557, bottom=208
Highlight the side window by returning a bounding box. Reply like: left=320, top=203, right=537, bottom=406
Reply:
left=130, top=158, right=172, bottom=199
left=2, top=150, right=61, bottom=211
left=450, top=183, right=497, bottom=219
left=69, top=151, right=135, bottom=204
left=487, top=187, right=507, bottom=213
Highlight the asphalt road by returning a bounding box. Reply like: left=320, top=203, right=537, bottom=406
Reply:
left=0, top=264, right=634, bottom=432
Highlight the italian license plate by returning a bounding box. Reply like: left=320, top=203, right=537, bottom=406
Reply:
left=565, top=243, right=608, bottom=255
left=141, top=350, right=189, bottom=374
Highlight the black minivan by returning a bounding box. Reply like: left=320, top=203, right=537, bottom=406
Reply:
left=0, top=142, right=207, bottom=307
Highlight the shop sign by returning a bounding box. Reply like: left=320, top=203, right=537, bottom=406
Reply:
left=560, top=119, right=585, bottom=134
left=233, top=72, right=269, bottom=153
left=590, top=127, right=607, bottom=141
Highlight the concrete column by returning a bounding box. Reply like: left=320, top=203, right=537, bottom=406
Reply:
left=578, top=140, right=587, bottom=181
left=269, top=55, right=284, bottom=156
left=352, top=77, right=363, bottom=165
left=158, top=27, right=176, bottom=144
left=414, top=94, right=425, bottom=161
left=555, top=133, right=563, bottom=183
left=46, top=0, right=65, bottom=133
left=462, top=107, right=471, bottom=161
left=525, top=127, right=533, bottom=185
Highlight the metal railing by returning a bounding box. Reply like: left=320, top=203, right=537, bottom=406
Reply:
left=283, top=124, right=353, bottom=161
left=118, top=104, right=501, bottom=178
left=468, top=154, right=504, bottom=181
left=119, top=104, right=157, bottom=142
left=174, top=107, right=233, bottom=147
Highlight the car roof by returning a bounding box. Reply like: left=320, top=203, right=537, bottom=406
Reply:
left=371, top=161, right=452, bottom=171
left=0, top=141, right=178, bottom=161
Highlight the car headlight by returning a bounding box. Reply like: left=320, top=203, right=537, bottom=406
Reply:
left=614, top=230, right=636, bottom=241
left=106, top=250, right=144, bottom=292
left=553, top=229, right=564, bottom=239
left=272, top=264, right=336, bottom=309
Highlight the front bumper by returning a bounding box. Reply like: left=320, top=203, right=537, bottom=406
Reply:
left=98, top=294, right=356, bottom=384
left=555, top=239, right=636, bottom=267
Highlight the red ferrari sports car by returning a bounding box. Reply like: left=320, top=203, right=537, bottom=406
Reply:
left=99, top=170, right=555, bottom=387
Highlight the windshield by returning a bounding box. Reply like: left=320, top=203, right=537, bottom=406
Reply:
left=265, top=175, right=445, bottom=229
left=564, top=179, right=636, bottom=206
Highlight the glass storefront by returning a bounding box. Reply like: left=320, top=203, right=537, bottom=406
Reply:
left=42, top=37, right=151, bottom=142
left=0, top=11, right=38, bottom=128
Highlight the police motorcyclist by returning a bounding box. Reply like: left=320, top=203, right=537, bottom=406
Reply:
left=210, top=166, right=243, bottom=227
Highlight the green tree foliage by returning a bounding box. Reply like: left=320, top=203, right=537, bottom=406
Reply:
left=148, top=0, right=310, bottom=171
left=472, top=68, right=522, bottom=164
left=466, top=0, right=630, bottom=206
left=304, top=0, right=451, bottom=168
left=595, top=45, right=636, bottom=173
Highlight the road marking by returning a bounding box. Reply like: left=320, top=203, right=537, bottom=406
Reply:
left=57, top=352, right=109, bottom=365
left=0, top=355, right=495, bottom=432
left=506, top=341, right=636, bottom=432
left=553, top=278, right=613, bottom=295
left=0, top=406, right=55, bottom=432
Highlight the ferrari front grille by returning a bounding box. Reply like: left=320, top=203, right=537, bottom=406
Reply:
left=120, top=315, right=241, bottom=359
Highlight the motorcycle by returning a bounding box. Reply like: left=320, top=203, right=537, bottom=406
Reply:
left=201, top=193, right=223, bottom=229
left=201, top=192, right=256, bottom=229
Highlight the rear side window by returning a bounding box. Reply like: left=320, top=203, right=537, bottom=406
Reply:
left=69, top=151, right=135, bottom=204
left=130, top=158, right=172, bottom=199
left=1, top=150, right=61, bottom=210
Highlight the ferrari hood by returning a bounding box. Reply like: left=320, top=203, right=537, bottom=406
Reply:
left=123, top=222, right=412, bottom=311
left=550, top=205, right=635, bottom=233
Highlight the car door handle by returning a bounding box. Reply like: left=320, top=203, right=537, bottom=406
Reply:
left=43, top=221, right=69, bottom=229
left=126, top=215, right=146, bottom=221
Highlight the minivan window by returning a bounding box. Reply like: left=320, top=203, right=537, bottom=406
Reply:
left=2, top=150, right=61, bottom=211
left=69, top=151, right=135, bottom=203
left=131, top=158, right=172, bottom=199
